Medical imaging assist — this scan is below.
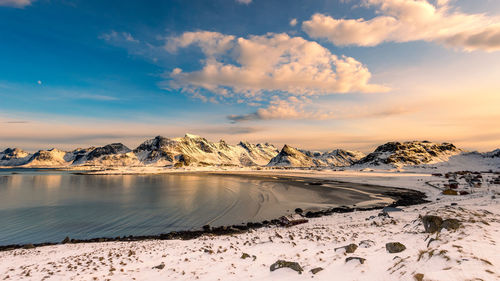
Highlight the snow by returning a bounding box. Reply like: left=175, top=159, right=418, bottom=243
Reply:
left=1, top=169, right=499, bottom=281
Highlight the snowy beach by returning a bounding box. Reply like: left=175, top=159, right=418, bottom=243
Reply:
left=1, top=169, right=499, bottom=281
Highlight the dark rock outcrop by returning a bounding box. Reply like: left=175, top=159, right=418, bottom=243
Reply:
left=386, top=242, right=406, bottom=253
left=270, top=260, right=303, bottom=274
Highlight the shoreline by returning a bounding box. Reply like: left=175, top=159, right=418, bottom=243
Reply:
left=1, top=169, right=498, bottom=281
left=0, top=172, right=427, bottom=252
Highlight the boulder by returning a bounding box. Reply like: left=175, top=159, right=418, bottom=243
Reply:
left=422, top=215, right=443, bottom=233
left=441, top=219, right=460, bottom=231
left=442, top=189, right=458, bottom=195
left=310, top=267, right=323, bottom=274
left=152, top=263, right=165, bottom=270
left=414, top=273, right=424, bottom=281
left=386, top=242, right=406, bottom=253
left=270, top=260, right=303, bottom=274
left=335, top=243, right=358, bottom=253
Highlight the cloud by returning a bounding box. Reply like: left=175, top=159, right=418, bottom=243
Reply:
left=100, top=31, right=139, bottom=43
left=165, top=31, right=388, bottom=103
left=0, top=0, right=34, bottom=8
left=302, top=0, right=500, bottom=51
left=235, top=0, right=252, bottom=4
left=289, top=18, right=298, bottom=27
left=228, top=97, right=419, bottom=122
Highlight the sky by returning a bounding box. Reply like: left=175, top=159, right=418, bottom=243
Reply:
left=0, top=0, right=499, bottom=152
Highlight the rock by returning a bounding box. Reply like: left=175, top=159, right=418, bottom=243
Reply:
left=241, top=253, right=251, bottom=259
left=202, top=225, right=211, bottom=231
left=414, top=273, right=424, bottom=281
left=22, top=244, right=35, bottom=249
left=441, top=219, right=460, bottom=231
left=359, top=240, right=375, bottom=248
left=269, top=260, right=303, bottom=274
left=61, top=236, right=70, bottom=244
left=310, top=267, right=323, bottom=274
left=442, top=189, right=458, bottom=195
left=294, top=208, right=303, bottom=214
left=383, top=206, right=403, bottom=212
left=335, top=243, right=358, bottom=253
left=386, top=242, right=406, bottom=253
left=378, top=212, right=391, bottom=218
left=153, top=263, right=165, bottom=270
left=422, top=215, right=443, bottom=233
left=450, top=203, right=458, bottom=206
left=345, top=257, right=366, bottom=264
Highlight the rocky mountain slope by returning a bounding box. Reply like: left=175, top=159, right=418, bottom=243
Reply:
left=0, top=134, right=279, bottom=168
left=267, top=145, right=365, bottom=167
left=1, top=138, right=498, bottom=169
left=134, top=134, right=278, bottom=167
left=356, top=141, right=462, bottom=167
left=0, top=148, right=32, bottom=166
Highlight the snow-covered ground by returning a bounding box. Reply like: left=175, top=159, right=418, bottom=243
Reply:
left=1, top=170, right=499, bottom=281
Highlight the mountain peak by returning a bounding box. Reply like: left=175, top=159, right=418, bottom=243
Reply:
left=358, top=140, right=461, bottom=167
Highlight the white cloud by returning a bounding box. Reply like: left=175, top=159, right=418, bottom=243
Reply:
left=227, top=95, right=419, bottom=122
left=165, top=31, right=388, bottom=104
left=235, top=0, right=252, bottom=4
left=0, top=0, right=34, bottom=8
left=289, top=18, right=298, bottom=27
left=100, top=31, right=139, bottom=43
left=302, top=0, right=500, bottom=51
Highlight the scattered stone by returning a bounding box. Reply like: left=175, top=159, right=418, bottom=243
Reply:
left=269, top=260, right=303, bottom=274
left=386, top=242, right=406, bottom=253
left=22, top=244, right=35, bottom=249
left=335, top=243, right=358, bottom=253
left=442, top=189, right=458, bottom=195
left=310, top=267, right=323, bottom=274
left=241, top=253, right=251, bottom=259
left=378, top=212, right=391, bottom=218
left=61, top=236, right=70, bottom=244
left=441, top=219, right=460, bottom=231
left=359, top=240, right=375, bottom=248
left=414, top=273, right=424, bottom=281
left=345, top=257, right=366, bottom=264
left=152, top=263, right=165, bottom=270
left=422, top=215, right=443, bottom=233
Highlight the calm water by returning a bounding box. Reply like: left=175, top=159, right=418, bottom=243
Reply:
left=0, top=169, right=392, bottom=245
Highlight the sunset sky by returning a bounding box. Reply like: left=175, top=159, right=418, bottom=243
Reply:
left=1, top=0, right=499, bottom=152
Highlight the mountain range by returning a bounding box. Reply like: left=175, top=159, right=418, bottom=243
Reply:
left=0, top=134, right=498, bottom=170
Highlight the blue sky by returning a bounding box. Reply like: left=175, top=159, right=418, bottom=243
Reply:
left=1, top=0, right=499, bottom=152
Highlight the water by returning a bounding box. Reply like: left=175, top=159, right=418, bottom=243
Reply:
left=0, top=169, right=393, bottom=245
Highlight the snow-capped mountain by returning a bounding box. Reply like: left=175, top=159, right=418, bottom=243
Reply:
left=134, top=134, right=278, bottom=167
left=356, top=141, right=461, bottom=167
left=0, top=137, right=497, bottom=170
left=0, top=148, right=32, bottom=166
left=267, top=145, right=365, bottom=167
left=24, top=149, right=70, bottom=167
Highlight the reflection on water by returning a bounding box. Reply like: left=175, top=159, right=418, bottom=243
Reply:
left=0, top=170, right=387, bottom=245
